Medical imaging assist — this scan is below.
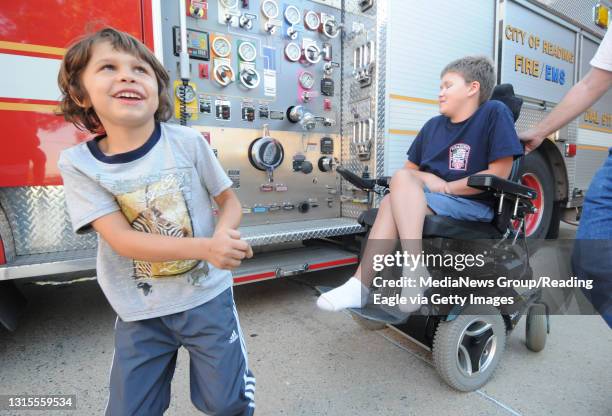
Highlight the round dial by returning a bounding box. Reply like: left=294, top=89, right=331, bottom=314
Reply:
left=175, top=84, right=196, bottom=103
left=238, top=42, right=257, bottom=62
left=304, top=11, right=320, bottom=30
left=261, top=0, right=279, bottom=19
left=212, top=36, right=231, bottom=58
left=284, top=42, right=301, bottom=62
left=298, top=71, right=315, bottom=90
left=284, top=5, right=301, bottom=25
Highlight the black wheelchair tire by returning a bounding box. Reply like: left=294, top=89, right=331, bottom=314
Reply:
left=432, top=305, right=506, bottom=392
left=518, top=151, right=555, bottom=239
left=525, top=303, right=547, bottom=352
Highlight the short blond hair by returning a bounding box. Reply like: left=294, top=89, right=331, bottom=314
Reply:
left=441, top=56, right=496, bottom=105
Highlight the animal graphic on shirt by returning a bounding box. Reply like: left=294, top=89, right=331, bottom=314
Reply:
left=449, top=143, right=471, bottom=171
left=115, top=174, right=200, bottom=279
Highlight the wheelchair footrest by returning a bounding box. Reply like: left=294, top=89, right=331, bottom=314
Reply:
left=348, top=304, right=407, bottom=325
left=316, top=286, right=409, bottom=324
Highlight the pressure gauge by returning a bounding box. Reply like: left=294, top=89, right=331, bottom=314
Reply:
left=212, top=36, right=231, bottom=58
left=261, top=0, right=279, bottom=19
left=284, top=42, right=301, bottom=62
left=303, top=42, right=321, bottom=64
left=175, top=84, right=196, bottom=103
left=284, top=5, right=301, bottom=25
left=298, top=71, right=315, bottom=90
left=304, top=11, right=320, bottom=31
left=238, top=42, right=257, bottom=62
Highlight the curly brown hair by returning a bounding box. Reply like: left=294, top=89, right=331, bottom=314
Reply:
left=58, top=27, right=172, bottom=133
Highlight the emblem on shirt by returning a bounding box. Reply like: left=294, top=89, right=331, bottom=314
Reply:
left=115, top=173, right=200, bottom=281
left=449, top=143, right=471, bottom=171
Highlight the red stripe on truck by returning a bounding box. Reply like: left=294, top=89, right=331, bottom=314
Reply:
left=232, top=256, right=359, bottom=284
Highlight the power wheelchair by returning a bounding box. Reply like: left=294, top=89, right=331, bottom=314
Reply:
left=330, top=84, right=551, bottom=391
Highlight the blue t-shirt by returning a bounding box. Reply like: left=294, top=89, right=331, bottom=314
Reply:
left=406, top=100, right=523, bottom=205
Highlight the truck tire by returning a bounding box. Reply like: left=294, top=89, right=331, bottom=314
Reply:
left=0, top=281, right=28, bottom=331
left=546, top=201, right=563, bottom=239
left=517, top=152, right=555, bottom=239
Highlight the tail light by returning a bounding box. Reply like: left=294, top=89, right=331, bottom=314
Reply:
left=565, top=143, right=577, bottom=157
left=0, top=238, right=6, bottom=265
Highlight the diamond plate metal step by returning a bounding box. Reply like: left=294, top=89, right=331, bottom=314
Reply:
left=0, top=249, right=96, bottom=280
left=239, top=218, right=363, bottom=247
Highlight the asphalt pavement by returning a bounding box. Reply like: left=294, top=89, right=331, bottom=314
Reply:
left=1, top=223, right=610, bottom=416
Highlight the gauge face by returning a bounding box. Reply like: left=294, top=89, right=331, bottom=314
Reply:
left=304, top=11, right=320, bottom=30
left=261, top=0, right=279, bottom=19
left=212, top=36, right=231, bottom=57
left=284, top=42, right=301, bottom=62
left=238, top=42, right=257, bottom=62
left=175, top=84, right=196, bottom=103
left=299, top=71, right=315, bottom=90
left=284, top=5, right=301, bottom=25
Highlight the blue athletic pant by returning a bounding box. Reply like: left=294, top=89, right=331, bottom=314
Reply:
left=105, top=288, right=255, bottom=415
left=572, top=149, right=612, bottom=329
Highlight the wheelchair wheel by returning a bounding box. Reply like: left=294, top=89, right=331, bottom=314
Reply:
left=432, top=305, right=506, bottom=392
left=351, top=313, right=387, bottom=330
left=525, top=303, right=547, bottom=352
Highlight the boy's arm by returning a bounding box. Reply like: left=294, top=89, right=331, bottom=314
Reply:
left=402, top=160, right=448, bottom=190
left=91, top=211, right=250, bottom=270
left=213, top=188, right=242, bottom=231
left=444, top=156, right=514, bottom=195
left=212, top=188, right=254, bottom=259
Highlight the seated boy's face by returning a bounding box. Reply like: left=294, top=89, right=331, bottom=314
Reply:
left=438, top=72, right=477, bottom=118
left=80, top=41, right=159, bottom=129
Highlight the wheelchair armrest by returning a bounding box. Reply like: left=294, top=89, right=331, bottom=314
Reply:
left=468, top=174, right=537, bottom=200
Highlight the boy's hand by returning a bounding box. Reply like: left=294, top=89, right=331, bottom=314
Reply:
left=421, top=173, right=448, bottom=194
left=206, top=229, right=253, bottom=270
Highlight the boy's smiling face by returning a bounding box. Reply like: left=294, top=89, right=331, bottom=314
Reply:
left=438, top=71, right=480, bottom=120
left=79, top=41, right=159, bottom=130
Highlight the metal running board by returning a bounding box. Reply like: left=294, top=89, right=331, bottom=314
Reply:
left=0, top=249, right=97, bottom=281
left=233, top=245, right=358, bottom=285
left=239, top=218, right=363, bottom=247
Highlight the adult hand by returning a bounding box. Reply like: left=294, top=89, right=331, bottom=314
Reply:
left=205, top=229, right=253, bottom=270
left=518, top=128, right=545, bottom=154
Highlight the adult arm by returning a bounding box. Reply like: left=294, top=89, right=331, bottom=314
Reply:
left=519, top=67, right=612, bottom=153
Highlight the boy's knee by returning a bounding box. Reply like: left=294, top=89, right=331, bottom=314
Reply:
left=390, top=169, right=419, bottom=191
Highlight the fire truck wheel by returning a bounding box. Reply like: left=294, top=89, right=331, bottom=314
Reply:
left=517, top=151, right=555, bottom=239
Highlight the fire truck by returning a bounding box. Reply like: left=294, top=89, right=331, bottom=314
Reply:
left=1, top=0, right=610, bottom=330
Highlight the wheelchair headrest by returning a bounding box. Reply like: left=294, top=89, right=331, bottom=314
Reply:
left=491, top=84, right=523, bottom=123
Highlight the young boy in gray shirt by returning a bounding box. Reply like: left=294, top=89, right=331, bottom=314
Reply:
left=57, top=27, right=255, bottom=415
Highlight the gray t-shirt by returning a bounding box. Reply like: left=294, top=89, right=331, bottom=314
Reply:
left=58, top=122, right=233, bottom=322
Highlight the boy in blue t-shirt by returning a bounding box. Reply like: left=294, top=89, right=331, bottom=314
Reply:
left=318, top=56, right=523, bottom=312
